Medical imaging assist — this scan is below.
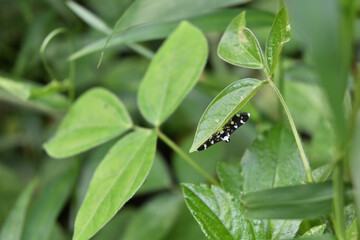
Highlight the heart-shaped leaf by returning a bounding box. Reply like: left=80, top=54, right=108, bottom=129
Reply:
left=138, top=22, right=208, bottom=126
left=218, top=12, right=265, bottom=69
left=73, top=129, right=157, bottom=240
left=190, top=78, right=265, bottom=152
left=44, top=88, right=132, bottom=158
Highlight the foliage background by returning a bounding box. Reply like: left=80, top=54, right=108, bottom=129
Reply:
left=0, top=0, right=359, bottom=239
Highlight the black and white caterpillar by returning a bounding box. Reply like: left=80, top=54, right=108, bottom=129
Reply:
left=197, top=112, right=250, bottom=151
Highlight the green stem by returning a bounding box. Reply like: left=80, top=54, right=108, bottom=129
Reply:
left=156, top=128, right=218, bottom=185
left=333, top=159, right=346, bottom=240
left=267, top=78, right=314, bottom=182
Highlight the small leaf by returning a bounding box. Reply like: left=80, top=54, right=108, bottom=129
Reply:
left=44, top=88, right=132, bottom=158
left=302, top=224, right=326, bottom=237
left=242, top=182, right=333, bottom=219
left=138, top=22, right=207, bottom=126
left=0, top=179, right=38, bottom=240
left=73, top=129, right=157, bottom=240
left=190, top=78, right=265, bottom=152
left=265, top=6, right=291, bottom=74
left=22, top=159, right=79, bottom=240
left=182, top=183, right=265, bottom=240
left=122, top=194, right=182, bottom=240
left=217, top=162, right=243, bottom=198
left=0, top=76, right=30, bottom=100
left=218, top=12, right=265, bottom=69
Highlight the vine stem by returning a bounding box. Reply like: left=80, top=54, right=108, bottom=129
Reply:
left=156, top=128, right=219, bottom=186
left=267, top=78, right=314, bottom=183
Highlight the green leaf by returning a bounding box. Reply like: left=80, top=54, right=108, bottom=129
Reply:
left=22, top=159, right=79, bottom=240
left=346, top=219, right=358, bottom=240
left=241, top=126, right=306, bottom=192
left=0, top=179, right=38, bottom=240
left=190, top=78, right=265, bottom=152
left=44, top=88, right=132, bottom=158
left=241, top=126, right=305, bottom=239
left=69, top=8, right=273, bottom=61
left=265, top=6, right=291, bottom=74
left=66, top=1, right=111, bottom=34
left=217, top=162, right=243, bottom=198
left=73, top=129, right=157, bottom=240
left=302, top=224, right=326, bottom=237
left=137, top=153, right=172, bottom=195
left=182, top=183, right=265, bottom=240
left=242, top=182, right=333, bottom=219
left=218, top=12, right=265, bottom=69
left=122, top=194, right=182, bottom=240
left=0, top=76, right=30, bottom=100
left=138, top=22, right=207, bottom=126
left=113, top=0, right=251, bottom=34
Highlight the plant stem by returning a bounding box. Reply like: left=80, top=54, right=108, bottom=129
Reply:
left=156, top=128, right=218, bottom=185
left=333, top=159, right=346, bottom=240
left=267, top=78, right=314, bottom=182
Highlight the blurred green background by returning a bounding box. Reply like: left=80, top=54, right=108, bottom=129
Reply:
left=0, top=0, right=359, bottom=239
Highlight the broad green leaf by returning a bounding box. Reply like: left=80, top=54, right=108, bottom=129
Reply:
left=182, top=183, right=265, bottom=240
left=137, top=153, right=172, bottom=194
left=346, top=219, right=358, bottom=240
left=218, top=12, right=265, bottom=69
left=73, top=129, right=157, bottom=240
left=190, top=78, right=265, bottom=152
left=0, top=76, right=30, bottom=100
left=265, top=7, right=291, bottom=74
left=0, top=164, right=23, bottom=227
left=69, top=8, right=273, bottom=61
left=22, top=159, right=79, bottom=240
left=44, top=88, right=132, bottom=158
left=302, top=224, right=326, bottom=237
left=164, top=203, right=205, bottom=240
left=217, top=162, right=243, bottom=198
left=241, top=126, right=306, bottom=192
left=122, top=194, right=182, bottom=240
left=66, top=1, right=111, bottom=34
left=242, top=182, right=333, bottom=219
left=241, top=126, right=305, bottom=239
left=174, top=135, right=224, bottom=183
left=113, top=0, right=251, bottom=33
left=0, top=179, right=38, bottom=240
left=138, top=22, right=207, bottom=126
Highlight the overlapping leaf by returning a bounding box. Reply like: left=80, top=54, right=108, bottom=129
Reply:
left=218, top=12, right=265, bottom=69
left=44, top=88, right=132, bottom=158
